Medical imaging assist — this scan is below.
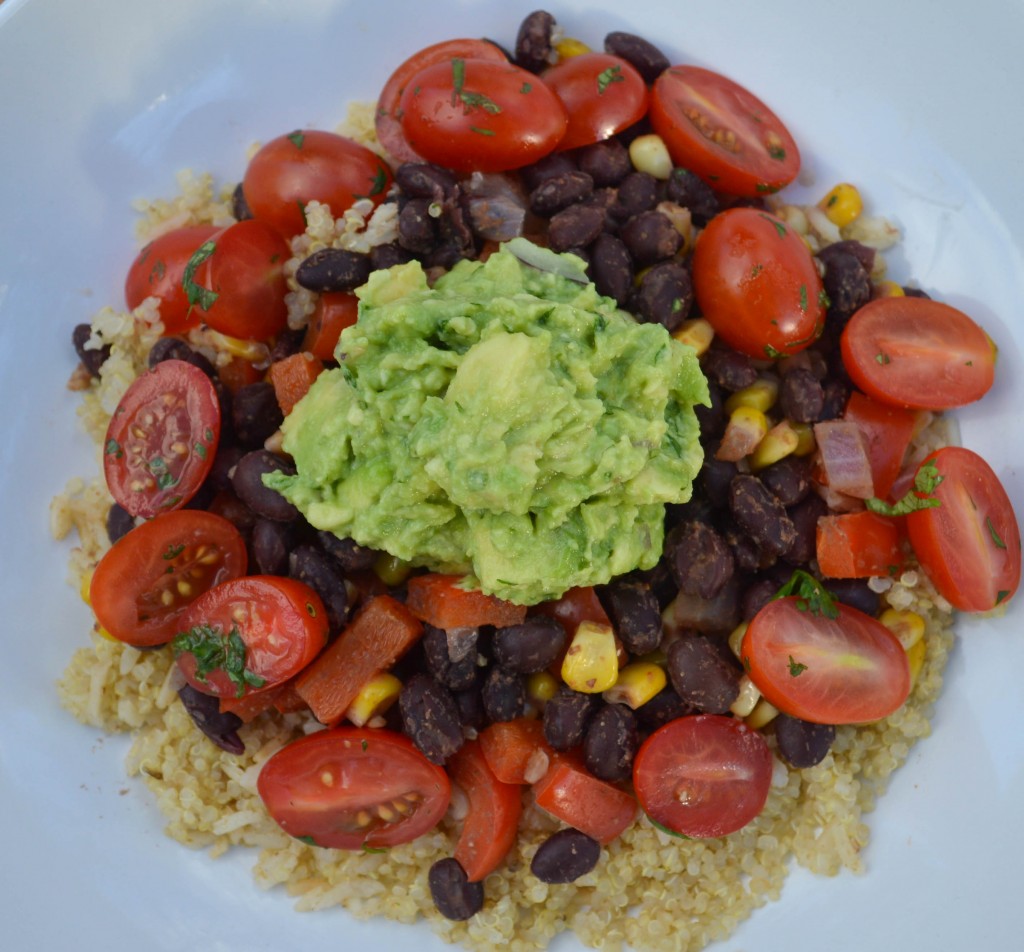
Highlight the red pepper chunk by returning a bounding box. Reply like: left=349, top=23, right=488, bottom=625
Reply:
left=405, top=573, right=527, bottom=630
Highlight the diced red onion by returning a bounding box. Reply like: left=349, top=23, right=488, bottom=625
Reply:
left=813, top=420, right=874, bottom=499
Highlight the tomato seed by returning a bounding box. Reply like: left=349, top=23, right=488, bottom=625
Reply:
left=320, top=770, right=334, bottom=787
left=377, top=804, right=396, bottom=822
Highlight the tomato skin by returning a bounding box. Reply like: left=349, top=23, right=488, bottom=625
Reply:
left=175, top=575, right=329, bottom=698
left=89, top=510, right=247, bottom=647
left=816, top=511, right=905, bottom=579
left=124, top=224, right=219, bottom=335
left=302, top=290, right=359, bottom=361
left=840, top=297, right=996, bottom=410
left=843, top=390, right=920, bottom=500
left=375, top=38, right=509, bottom=164
left=633, top=715, right=772, bottom=839
left=242, top=130, right=393, bottom=239
left=692, top=207, right=825, bottom=359
left=103, top=359, right=220, bottom=518
left=649, top=66, right=800, bottom=197
left=257, top=727, right=451, bottom=850
left=906, top=447, right=1021, bottom=612
left=190, top=219, right=290, bottom=340
left=399, top=58, right=568, bottom=172
left=742, top=597, right=911, bottom=724
left=534, top=585, right=610, bottom=633
left=541, top=53, right=648, bottom=151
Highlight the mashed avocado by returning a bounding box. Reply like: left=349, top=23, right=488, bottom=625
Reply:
left=265, top=240, right=709, bottom=605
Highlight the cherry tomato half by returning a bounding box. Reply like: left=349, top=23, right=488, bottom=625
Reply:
left=124, top=224, right=219, bottom=335
left=375, top=38, right=509, bottom=164
left=649, top=65, right=800, bottom=197
left=302, top=290, right=359, bottom=361
left=741, top=597, right=911, bottom=724
left=399, top=57, right=568, bottom=172
left=242, top=130, right=393, bottom=239
left=257, top=727, right=451, bottom=850
left=840, top=296, right=996, bottom=410
left=89, top=510, right=247, bottom=647
left=906, top=447, right=1021, bottom=612
left=541, top=52, right=648, bottom=151
left=692, top=207, right=825, bottom=359
left=633, top=715, right=772, bottom=839
left=187, top=219, right=290, bottom=340
left=174, top=575, right=329, bottom=698
left=103, top=359, right=220, bottom=518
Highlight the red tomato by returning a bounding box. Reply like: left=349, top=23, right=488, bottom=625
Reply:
left=257, top=727, right=451, bottom=849
left=534, top=585, right=610, bottom=632
left=399, top=57, right=568, bottom=172
left=124, top=224, right=219, bottom=335
left=649, top=66, right=800, bottom=197
left=448, top=739, right=523, bottom=882
left=742, top=597, right=911, bottom=724
left=89, top=510, right=247, bottom=647
left=692, top=207, right=825, bottom=359
left=906, top=447, right=1021, bottom=612
left=186, top=219, right=290, bottom=340
left=633, top=715, right=772, bottom=839
left=816, top=511, right=904, bottom=579
left=840, top=297, right=996, bottom=410
left=541, top=52, right=648, bottom=151
left=375, top=38, right=509, bottom=164
left=103, top=359, right=220, bottom=518
left=242, top=130, right=393, bottom=239
left=843, top=391, right=920, bottom=500
left=174, top=576, right=329, bottom=698
left=302, top=290, right=359, bottom=361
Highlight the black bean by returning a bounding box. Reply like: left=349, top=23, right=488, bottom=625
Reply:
left=600, top=580, right=662, bottom=655
left=317, top=531, right=378, bottom=572
left=452, top=679, right=488, bottom=732
left=295, top=247, right=372, bottom=293
left=666, top=521, right=735, bottom=600
left=514, top=9, right=556, bottom=72
left=231, top=182, right=253, bottom=221
left=423, top=625, right=480, bottom=691
left=634, top=685, right=693, bottom=733
left=665, top=168, right=719, bottom=226
left=603, top=31, right=669, bottom=83
left=631, top=260, right=693, bottom=331
left=251, top=517, right=294, bottom=575
left=729, top=475, right=798, bottom=557
left=583, top=703, right=638, bottom=782
left=902, top=286, right=931, bottom=299
left=395, top=162, right=458, bottom=199
left=269, top=328, right=306, bottom=364
left=783, top=492, right=829, bottom=565
left=663, top=576, right=742, bottom=635
left=821, top=250, right=872, bottom=327
left=72, top=323, right=110, bottom=377
left=828, top=578, right=882, bottom=617
left=774, top=713, right=836, bottom=768
left=741, top=576, right=782, bottom=621
left=178, top=684, right=244, bottom=754
left=779, top=348, right=828, bottom=381
left=531, top=828, right=601, bottom=884
left=519, top=152, right=578, bottom=192
left=666, top=634, right=740, bottom=714
left=701, top=348, right=758, bottom=392
left=481, top=666, right=526, bottom=723
left=369, top=240, right=414, bottom=270
left=817, top=377, right=850, bottom=421
left=779, top=366, right=825, bottom=423
left=543, top=686, right=600, bottom=751
left=759, top=455, right=812, bottom=507
left=619, top=209, right=683, bottom=266
left=588, top=232, right=634, bottom=305
left=492, top=616, right=566, bottom=673
left=611, top=171, right=659, bottom=221
left=725, top=525, right=776, bottom=573
left=288, top=544, right=349, bottom=631
left=700, top=452, right=738, bottom=509
left=207, top=443, right=246, bottom=494
left=231, top=381, right=283, bottom=448
left=547, top=203, right=606, bottom=251
left=399, top=673, right=464, bottom=764
left=231, top=449, right=298, bottom=522
left=207, top=490, right=257, bottom=537
left=817, top=239, right=875, bottom=275
left=576, top=138, right=632, bottom=187
left=694, top=380, right=725, bottom=438
left=428, top=858, right=484, bottom=921
left=528, top=170, right=594, bottom=216
left=147, top=337, right=216, bottom=377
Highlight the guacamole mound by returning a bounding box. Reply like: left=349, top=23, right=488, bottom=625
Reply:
left=265, top=241, right=709, bottom=605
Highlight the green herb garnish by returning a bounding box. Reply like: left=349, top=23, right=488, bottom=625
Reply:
left=182, top=240, right=219, bottom=312
left=773, top=569, right=839, bottom=619
left=171, top=624, right=265, bottom=697
left=866, top=460, right=944, bottom=517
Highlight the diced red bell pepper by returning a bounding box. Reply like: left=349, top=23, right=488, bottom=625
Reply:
left=816, top=510, right=905, bottom=578
left=478, top=717, right=554, bottom=785
left=532, top=758, right=637, bottom=845
left=404, top=573, right=527, bottom=630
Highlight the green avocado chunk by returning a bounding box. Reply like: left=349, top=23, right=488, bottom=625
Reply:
left=265, top=241, right=709, bottom=605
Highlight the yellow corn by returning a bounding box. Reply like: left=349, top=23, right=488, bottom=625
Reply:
left=874, top=280, right=905, bottom=298
left=603, top=662, right=667, bottom=709
left=727, top=623, right=748, bottom=659
left=730, top=675, right=761, bottom=718
left=205, top=328, right=271, bottom=364
left=526, top=670, right=559, bottom=706
left=750, top=420, right=800, bottom=471
left=905, top=637, right=926, bottom=688
left=345, top=672, right=403, bottom=727
left=745, top=697, right=780, bottom=730
left=628, top=134, right=673, bottom=180
left=561, top=620, right=619, bottom=693
left=715, top=405, right=769, bottom=462
left=790, top=421, right=817, bottom=457
left=671, top=318, right=714, bottom=357
left=554, top=36, right=591, bottom=59
left=374, top=553, right=413, bottom=587
left=724, top=377, right=779, bottom=415
left=879, top=609, right=926, bottom=651
left=79, top=568, right=94, bottom=606
left=818, top=183, right=863, bottom=228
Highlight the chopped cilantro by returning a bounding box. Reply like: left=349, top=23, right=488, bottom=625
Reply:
left=287, top=130, right=305, bottom=149
left=171, top=624, right=266, bottom=698
left=597, top=64, right=624, bottom=94
left=520, top=82, right=532, bottom=93
left=163, top=543, right=185, bottom=560
left=875, top=352, right=892, bottom=365
left=996, top=590, right=1011, bottom=605
left=759, top=213, right=787, bottom=238
left=104, top=438, right=123, bottom=459
left=799, top=284, right=808, bottom=313
left=182, top=240, right=219, bottom=312
left=987, top=517, right=1008, bottom=549
left=866, top=460, right=944, bottom=517
left=470, top=126, right=496, bottom=136
left=788, top=655, right=808, bottom=677
left=768, top=145, right=786, bottom=161
left=647, top=815, right=691, bottom=839
left=773, top=569, right=839, bottom=619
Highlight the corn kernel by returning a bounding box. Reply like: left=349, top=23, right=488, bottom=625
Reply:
left=603, top=662, right=667, bottom=709
left=554, top=36, right=591, bottom=59
left=745, top=697, right=780, bottom=730
left=727, top=623, right=749, bottom=659
left=906, top=637, right=926, bottom=688
left=527, top=670, right=559, bottom=706
left=790, top=421, right=817, bottom=457
left=561, top=620, right=619, bottom=693
left=715, top=405, right=769, bottom=462
left=374, top=553, right=413, bottom=587
left=730, top=675, right=761, bottom=718
left=750, top=420, right=800, bottom=471
left=874, top=280, right=905, bottom=298
left=879, top=609, right=926, bottom=650
left=628, top=134, right=673, bottom=180
left=345, top=672, right=403, bottom=727
left=80, top=568, right=94, bottom=606
left=818, top=183, right=863, bottom=228
left=204, top=328, right=271, bottom=364
left=724, top=377, right=779, bottom=415
left=672, top=318, right=714, bottom=356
